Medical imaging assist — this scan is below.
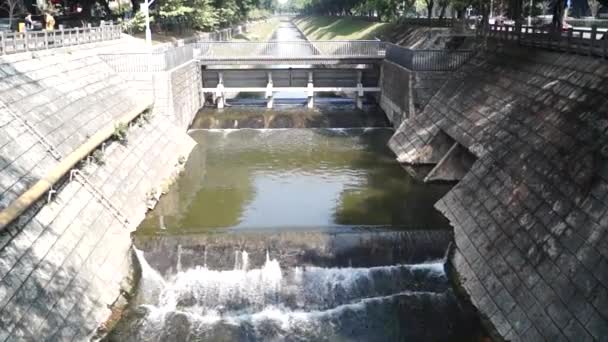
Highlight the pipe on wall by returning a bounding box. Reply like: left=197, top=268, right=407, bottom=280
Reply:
left=0, top=98, right=154, bottom=231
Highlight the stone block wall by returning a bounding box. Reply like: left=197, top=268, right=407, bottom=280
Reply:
left=0, top=50, right=142, bottom=210
left=379, top=60, right=450, bottom=128
left=380, top=60, right=410, bottom=127
left=170, top=60, right=203, bottom=129
left=390, top=44, right=608, bottom=341
left=0, top=45, right=197, bottom=341
left=412, top=71, right=452, bottom=113
left=104, top=57, right=203, bottom=130
left=0, top=113, right=194, bottom=341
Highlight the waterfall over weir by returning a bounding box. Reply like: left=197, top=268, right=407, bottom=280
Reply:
left=111, top=248, right=477, bottom=341
left=109, top=127, right=483, bottom=340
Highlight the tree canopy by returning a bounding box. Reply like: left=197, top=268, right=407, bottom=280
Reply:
left=292, top=0, right=606, bottom=22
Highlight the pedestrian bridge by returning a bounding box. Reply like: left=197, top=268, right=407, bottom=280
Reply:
left=194, top=40, right=387, bottom=65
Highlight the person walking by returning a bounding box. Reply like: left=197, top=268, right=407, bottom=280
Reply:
left=24, top=13, right=34, bottom=31
left=45, top=12, right=55, bottom=31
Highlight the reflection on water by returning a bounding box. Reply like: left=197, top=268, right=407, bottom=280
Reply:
left=136, top=128, right=451, bottom=235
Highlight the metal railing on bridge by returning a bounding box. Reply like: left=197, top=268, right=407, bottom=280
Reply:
left=0, top=24, right=122, bottom=55
left=99, top=45, right=194, bottom=72
left=488, top=24, right=608, bottom=58
left=194, top=40, right=387, bottom=61
left=385, top=43, right=475, bottom=71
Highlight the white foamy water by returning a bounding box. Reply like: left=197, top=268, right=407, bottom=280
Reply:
left=119, top=250, right=471, bottom=342
left=134, top=250, right=447, bottom=318
left=134, top=248, right=166, bottom=306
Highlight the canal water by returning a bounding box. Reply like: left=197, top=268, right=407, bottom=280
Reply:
left=107, top=111, right=483, bottom=341
left=106, top=19, right=483, bottom=342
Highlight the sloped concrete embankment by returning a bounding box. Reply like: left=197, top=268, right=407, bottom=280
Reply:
left=379, top=60, right=451, bottom=129
left=0, top=46, right=199, bottom=340
left=388, top=43, right=608, bottom=341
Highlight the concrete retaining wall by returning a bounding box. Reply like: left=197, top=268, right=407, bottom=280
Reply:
left=170, top=61, right=203, bottom=128
left=107, top=59, right=202, bottom=130
left=379, top=60, right=450, bottom=128
left=0, top=45, right=198, bottom=341
left=389, top=44, right=608, bottom=341
left=0, top=50, right=141, bottom=211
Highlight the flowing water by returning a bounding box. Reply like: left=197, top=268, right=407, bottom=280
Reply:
left=107, top=19, right=482, bottom=342
left=108, top=124, right=483, bottom=341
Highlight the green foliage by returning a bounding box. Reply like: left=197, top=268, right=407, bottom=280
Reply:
left=92, top=149, right=105, bottom=165
left=113, top=122, right=129, bottom=142
left=248, top=8, right=272, bottom=20
left=191, top=0, right=219, bottom=30
left=295, top=16, right=390, bottom=39
left=137, top=109, right=154, bottom=127
left=129, top=0, right=271, bottom=33
left=159, top=0, right=194, bottom=19
left=121, top=10, right=152, bottom=33
left=109, top=0, right=133, bottom=15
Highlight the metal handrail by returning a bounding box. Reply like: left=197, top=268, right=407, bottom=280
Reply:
left=384, top=43, right=474, bottom=71
left=0, top=100, right=62, bottom=161
left=0, top=24, right=122, bottom=55
left=99, top=44, right=194, bottom=72
left=194, top=40, right=387, bottom=59
left=488, top=24, right=608, bottom=58
left=70, top=169, right=129, bottom=227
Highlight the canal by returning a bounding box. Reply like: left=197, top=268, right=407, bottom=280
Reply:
left=106, top=19, right=484, bottom=342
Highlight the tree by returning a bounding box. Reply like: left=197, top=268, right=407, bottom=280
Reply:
left=437, top=0, right=450, bottom=18
left=550, top=0, right=566, bottom=32
left=423, top=0, right=434, bottom=19
left=588, top=0, right=601, bottom=17
left=538, top=0, right=551, bottom=14
left=1, top=0, right=24, bottom=29
left=190, top=0, right=218, bottom=30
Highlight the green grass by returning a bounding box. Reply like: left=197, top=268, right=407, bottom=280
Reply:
left=232, top=18, right=280, bottom=41
left=293, top=16, right=392, bottom=40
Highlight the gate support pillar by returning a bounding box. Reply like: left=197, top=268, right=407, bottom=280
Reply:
left=307, top=71, right=314, bottom=109
left=356, top=71, right=364, bottom=110
left=216, top=72, right=225, bottom=109
left=356, top=83, right=364, bottom=110
left=266, top=71, right=274, bottom=109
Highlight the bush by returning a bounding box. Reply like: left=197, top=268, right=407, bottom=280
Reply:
left=137, top=109, right=153, bottom=126
left=113, top=122, right=129, bottom=142
left=121, top=11, right=152, bottom=33
left=92, top=149, right=105, bottom=165
left=248, top=9, right=272, bottom=20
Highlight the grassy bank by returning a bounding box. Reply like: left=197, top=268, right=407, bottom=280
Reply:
left=233, top=18, right=280, bottom=41
left=130, top=18, right=279, bottom=44
left=293, top=16, right=391, bottom=40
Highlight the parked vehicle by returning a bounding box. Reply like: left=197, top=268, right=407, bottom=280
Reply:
left=0, top=18, right=13, bottom=32
left=0, top=16, right=44, bottom=32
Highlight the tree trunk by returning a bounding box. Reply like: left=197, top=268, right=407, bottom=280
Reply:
left=551, top=0, right=566, bottom=33
left=131, top=0, right=140, bottom=15
left=439, top=4, right=447, bottom=19
left=98, top=0, right=112, bottom=18
left=480, top=0, right=489, bottom=37
left=427, top=1, right=434, bottom=20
